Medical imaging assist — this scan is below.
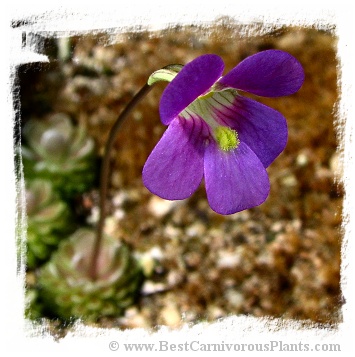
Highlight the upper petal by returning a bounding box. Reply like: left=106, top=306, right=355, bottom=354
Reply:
left=218, top=50, right=304, bottom=97
left=160, top=54, right=225, bottom=125
left=204, top=141, right=270, bottom=215
left=142, top=116, right=208, bottom=200
left=210, top=93, right=288, bottom=168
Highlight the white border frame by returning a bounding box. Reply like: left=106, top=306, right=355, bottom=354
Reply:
left=3, top=1, right=354, bottom=355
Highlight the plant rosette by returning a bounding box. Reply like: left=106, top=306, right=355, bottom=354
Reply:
left=25, top=179, right=74, bottom=269
left=22, top=113, right=98, bottom=199
left=38, top=228, right=144, bottom=321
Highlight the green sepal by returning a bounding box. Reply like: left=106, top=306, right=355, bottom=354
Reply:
left=147, top=64, right=183, bottom=86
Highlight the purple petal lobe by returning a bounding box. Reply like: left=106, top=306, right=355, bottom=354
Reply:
left=204, top=141, right=270, bottom=215
left=143, top=117, right=207, bottom=200
left=212, top=94, right=288, bottom=167
left=160, top=54, right=225, bottom=125
left=218, top=50, right=304, bottom=97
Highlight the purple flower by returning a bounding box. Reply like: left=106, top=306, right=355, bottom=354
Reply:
left=143, top=50, right=304, bottom=215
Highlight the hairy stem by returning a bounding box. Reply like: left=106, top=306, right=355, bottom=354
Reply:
left=89, top=83, right=154, bottom=280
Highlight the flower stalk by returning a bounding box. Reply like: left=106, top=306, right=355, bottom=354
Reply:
left=89, top=82, right=154, bottom=280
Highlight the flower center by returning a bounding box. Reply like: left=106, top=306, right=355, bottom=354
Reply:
left=214, top=126, right=240, bottom=152
left=180, top=89, right=241, bottom=152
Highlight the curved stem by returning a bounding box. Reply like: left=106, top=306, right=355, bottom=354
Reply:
left=89, top=83, right=154, bottom=280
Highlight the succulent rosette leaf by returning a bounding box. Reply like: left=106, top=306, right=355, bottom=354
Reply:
left=38, top=228, right=144, bottom=321
left=25, top=287, right=44, bottom=320
left=22, top=113, right=98, bottom=199
left=144, top=50, right=305, bottom=215
left=26, top=179, right=74, bottom=269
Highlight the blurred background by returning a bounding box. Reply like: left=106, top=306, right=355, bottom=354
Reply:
left=17, top=23, right=343, bottom=332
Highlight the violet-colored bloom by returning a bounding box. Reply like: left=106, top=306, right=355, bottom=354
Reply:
left=143, top=50, right=304, bottom=215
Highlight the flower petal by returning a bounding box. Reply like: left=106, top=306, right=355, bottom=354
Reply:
left=210, top=93, right=288, bottom=168
left=218, top=50, right=304, bottom=97
left=160, top=54, right=225, bottom=125
left=204, top=141, right=270, bottom=215
left=143, top=117, right=208, bottom=200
